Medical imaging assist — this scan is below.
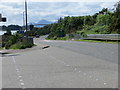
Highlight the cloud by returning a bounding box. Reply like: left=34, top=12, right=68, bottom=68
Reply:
left=100, top=2, right=116, bottom=9
left=0, top=1, right=118, bottom=25
left=1, top=0, right=118, bottom=2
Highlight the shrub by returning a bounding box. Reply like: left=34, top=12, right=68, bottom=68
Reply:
left=10, top=41, right=34, bottom=49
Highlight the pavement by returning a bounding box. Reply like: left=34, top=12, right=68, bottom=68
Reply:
left=1, top=37, right=119, bottom=88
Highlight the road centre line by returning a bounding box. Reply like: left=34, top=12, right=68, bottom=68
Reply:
left=41, top=51, right=109, bottom=87
left=41, top=52, right=67, bottom=65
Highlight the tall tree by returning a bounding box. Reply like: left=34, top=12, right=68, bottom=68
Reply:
left=108, top=1, right=120, bottom=34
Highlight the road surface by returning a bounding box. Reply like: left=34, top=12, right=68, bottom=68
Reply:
left=2, top=37, right=118, bottom=88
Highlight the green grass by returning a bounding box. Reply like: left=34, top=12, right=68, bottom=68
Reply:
left=0, top=48, right=3, bottom=50
left=75, top=39, right=120, bottom=44
left=46, top=36, right=119, bottom=44
left=46, top=37, right=67, bottom=40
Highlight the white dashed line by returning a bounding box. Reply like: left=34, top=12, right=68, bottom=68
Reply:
left=41, top=51, right=109, bottom=87
left=12, top=56, right=16, bottom=63
left=104, top=82, right=107, bottom=85
left=79, top=71, right=81, bottom=73
left=74, top=68, right=77, bottom=71
left=66, top=65, right=70, bottom=66
left=95, top=78, right=99, bottom=81
left=20, top=83, right=25, bottom=86
left=20, top=79, right=23, bottom=82
left=42, top=52, right=67, bottom=65
left=12, top=56, right=26, bottom=89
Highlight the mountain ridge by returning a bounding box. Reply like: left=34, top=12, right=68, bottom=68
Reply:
left=28, top=19, right=53, bottom=25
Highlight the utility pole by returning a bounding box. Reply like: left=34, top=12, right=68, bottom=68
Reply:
left=25, top=0, right=28, bottom=32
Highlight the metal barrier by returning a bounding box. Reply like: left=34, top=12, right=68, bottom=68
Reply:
left=84, top=34, right=120, bottom=41
left=87, top=34, right=120, bottom=38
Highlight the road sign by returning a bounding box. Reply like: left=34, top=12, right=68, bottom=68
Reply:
left=0, top=14, right=7, bottom=22
left=2, top=17, right=6, bottom=22
left=20, top=30, right=24, bottom=34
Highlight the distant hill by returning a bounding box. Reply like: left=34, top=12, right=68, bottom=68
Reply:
left=37, top=19, right=53, bottom=24
left=28, top=19, right=53, bottom=27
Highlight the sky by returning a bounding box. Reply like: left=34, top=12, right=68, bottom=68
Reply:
left=0, top=0, right=118, bottom=26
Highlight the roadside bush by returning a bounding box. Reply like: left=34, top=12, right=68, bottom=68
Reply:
left=83, top=25, right=109, bottom=34
left=10, top=41, right=34, bottom=49
left=80, top=31, right=87, bottom=37
left=5, top=41, right=13, bottom=49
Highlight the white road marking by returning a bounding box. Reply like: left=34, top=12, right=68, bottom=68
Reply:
left=79, top=71, right=81, bottom=73
left=19, top=76, right=22, bottom=78
left=12, top=56, right=25, bottom=89
left=66, top=65, right=70, bottom=66
left=42, top=52, right=67, bottom=65
left=74, top=68, right=77, bottom=71
left=20, top=79, right=23, bottom=82
left=12, top=56, right=16, bottom=63
left=41, top=51, right=110, bottom=87
left=43, top=40, right=53, bottom=42
left=20, top=83, right=25, bottom=86
left=104, top=83, right=107, bottom=85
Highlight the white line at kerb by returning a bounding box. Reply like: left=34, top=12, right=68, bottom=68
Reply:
left=12, top=56, right=26, bottom=89
left=12, top=56, right=16, bottom=63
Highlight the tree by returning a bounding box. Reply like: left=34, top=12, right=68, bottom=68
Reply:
left=108, top=1, right=120, bottom=34
left=99, top=8, right=109, bottom=15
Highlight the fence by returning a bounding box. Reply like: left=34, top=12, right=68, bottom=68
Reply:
left=66, top=34, right=81, bottom=40
left=87, top=34, right=120, bottom=38
left=66, top=34, right=120, bottom=41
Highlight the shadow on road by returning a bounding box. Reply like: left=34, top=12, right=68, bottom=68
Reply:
left=0, top=53, right=20, bottom=57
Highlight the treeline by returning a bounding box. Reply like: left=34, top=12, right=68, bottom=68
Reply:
left=2, top=25, right=22, bottom=31
left=24, top=25, right=51, bottom=36
left=25, top=1, right=120, bottom=39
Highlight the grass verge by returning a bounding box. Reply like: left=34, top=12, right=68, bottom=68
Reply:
left=75, top=39, right=120, bottom=44
left=46, top=37, right=67, bottom=40
left=46, top=37, right=119, bottom=44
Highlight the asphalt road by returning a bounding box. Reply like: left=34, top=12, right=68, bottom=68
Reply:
left=2, top=37, right=118, bottom=88
left=0, top=57, right=2, bottom=89
left=38, top=36, right=118, bottom=64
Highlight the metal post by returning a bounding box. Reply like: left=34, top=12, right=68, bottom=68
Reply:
left=23, top=11, right=25, bottom=31
left=25, top=0, right=28, bottom=32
